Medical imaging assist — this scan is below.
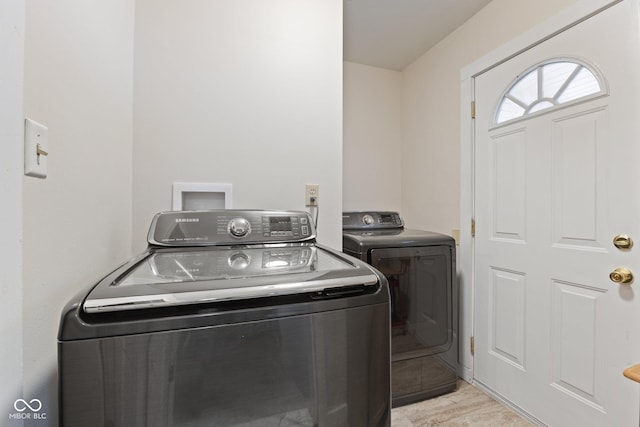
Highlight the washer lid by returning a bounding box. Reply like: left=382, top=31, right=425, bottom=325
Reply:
left=82, top=244, right=379, bottom=313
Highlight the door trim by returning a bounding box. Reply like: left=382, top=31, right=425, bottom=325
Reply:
left=458, top=0, right=621, bottom=382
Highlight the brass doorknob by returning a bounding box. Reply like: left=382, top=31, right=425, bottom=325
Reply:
left=610, top=267, right=634, bottom=284
left=613, top=234, right=633, bottom=250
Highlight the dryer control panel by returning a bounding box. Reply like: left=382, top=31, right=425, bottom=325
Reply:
left=342, top=211, right=404, bottom=230
left=148, top=210, right=315, bottom=246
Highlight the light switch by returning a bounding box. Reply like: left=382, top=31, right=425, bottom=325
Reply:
left=24, top=118, right=48, bottom=178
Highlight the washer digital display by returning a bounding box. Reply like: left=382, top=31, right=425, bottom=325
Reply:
left=269, top=216, right=293, bottom=232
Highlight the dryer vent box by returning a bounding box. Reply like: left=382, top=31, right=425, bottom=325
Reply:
left=172, top=183, right=232, bottom=211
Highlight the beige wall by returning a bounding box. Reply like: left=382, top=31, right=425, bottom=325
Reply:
left=343, top=62, right=403, bottom=212
left=401, top=0, right=579, bottom=233
left=23, top=0, right=134, bottom=421
left=133, top=0, right=344, bottom=251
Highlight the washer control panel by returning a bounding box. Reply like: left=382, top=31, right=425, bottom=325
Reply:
left=342, top=211, right=404, bottom=230
left=148, top=210, right=315, bottom=246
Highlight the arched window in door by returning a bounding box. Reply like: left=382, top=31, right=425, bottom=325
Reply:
left=494, top=58, right=607, bottom=125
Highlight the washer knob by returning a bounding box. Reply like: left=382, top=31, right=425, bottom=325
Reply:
left=363, top=214, right=375, bottom=225
left=228, top=217, right=251, bottom=238
left=228, top=252, right=250, bottom=269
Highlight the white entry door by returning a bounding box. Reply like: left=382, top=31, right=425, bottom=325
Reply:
left=474, top=1, right=640, bottom=426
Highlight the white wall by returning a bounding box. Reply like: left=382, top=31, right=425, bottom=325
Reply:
left=343, top=62, right=403, bottom=212
left=1, top=1, right=24, bottom=425
left=133, top=0, right=344, bottom=252
left=342, top=0, right=579, bottom=231
left=22, top=1, right=134, bottom=424
left=401, top=0, right=579, bottom=233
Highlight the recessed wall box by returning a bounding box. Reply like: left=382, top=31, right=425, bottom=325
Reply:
left=172, top=183, right=233, bottom=211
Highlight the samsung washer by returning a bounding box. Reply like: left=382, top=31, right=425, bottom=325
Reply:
left=58, top=210, right=391, bottom=427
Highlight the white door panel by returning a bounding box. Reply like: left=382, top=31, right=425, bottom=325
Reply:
left=474, top=1, right=640, bottom=425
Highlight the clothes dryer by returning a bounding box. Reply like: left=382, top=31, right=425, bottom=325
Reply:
left=342, top=211, right=457, bottom=407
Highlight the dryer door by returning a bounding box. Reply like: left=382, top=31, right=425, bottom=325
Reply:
left=370, top=245, right=452, bottom=358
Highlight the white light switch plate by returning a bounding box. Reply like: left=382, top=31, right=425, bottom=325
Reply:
left=24, top=118, right=48, bottom=178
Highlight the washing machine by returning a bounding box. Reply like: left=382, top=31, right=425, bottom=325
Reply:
left=342, top=211, right=457, bottom=407
left=58, top=209, right=391, bottom=427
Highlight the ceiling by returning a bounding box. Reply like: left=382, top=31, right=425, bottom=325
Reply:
left=343, top=0, right=493, bottom=71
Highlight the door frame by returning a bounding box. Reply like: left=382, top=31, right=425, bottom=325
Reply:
left=459, top=0, right=622, bottom=383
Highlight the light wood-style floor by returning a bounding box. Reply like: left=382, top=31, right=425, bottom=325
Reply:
left=391, top=380, right=534, bottom=426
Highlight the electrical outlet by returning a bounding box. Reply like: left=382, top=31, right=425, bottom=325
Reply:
left=451, top=228, right=460, bottom=245
left=305, top=184, right=319, bottom=206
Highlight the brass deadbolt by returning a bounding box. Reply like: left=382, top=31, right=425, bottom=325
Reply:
left=610, top=267, right=634, bottom=284
left=613, top=234, right=633, bottom=250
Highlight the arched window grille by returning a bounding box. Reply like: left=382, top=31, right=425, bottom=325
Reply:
left=494, top=59, right=607, bottom=125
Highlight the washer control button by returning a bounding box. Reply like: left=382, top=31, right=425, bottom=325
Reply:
left=363, top=214, right=375, bottom=225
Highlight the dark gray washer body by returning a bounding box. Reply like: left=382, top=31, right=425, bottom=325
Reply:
left=58, top=210, right=391, bottom=427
